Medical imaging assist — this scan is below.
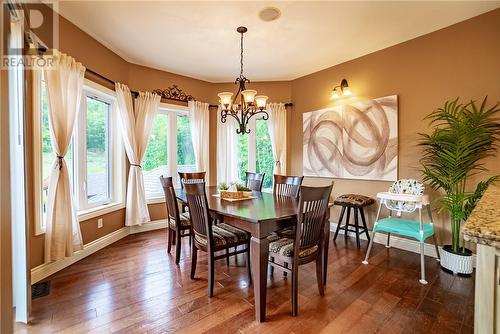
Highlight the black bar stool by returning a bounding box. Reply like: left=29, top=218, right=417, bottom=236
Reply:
left=333, top=194, right=375, bottom=248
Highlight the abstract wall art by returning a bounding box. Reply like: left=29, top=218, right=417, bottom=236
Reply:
left=303, top=95, right=398, bottom=181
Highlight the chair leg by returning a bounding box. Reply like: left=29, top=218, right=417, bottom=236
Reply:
left=208, top=254, right=215, bottom=297
left=190, top=243, right=198, bottom=279
left=167, top=227, right=172, bottom=254
left=291, top=264, right=299, bottom=317
left=315, top=256, right=325, bottom=296
left=333, top=206, right=346, bottom=241
left=344, top=207, right=351, bottom=240
left=175, top=230, right=182, bottom=265
left=283, top=262, right=288, bottom=277
left=354, top=208, right=361, bottom=248
left=386, top=232, right=391, bottom=248
left=172, top=230, right=176, bottom=245
left=225, top=248, right=230, bottom=266
left=362, top=230, right=376, bottom=264
left=419, top=242, right=427, bottom=285
left=246, top=242, right=252, bottom=285
left=269, top=257, right=274, bottom=277
left=359, top=207, right=371, bottom=241
left=433, top=234, right=441, bottom=261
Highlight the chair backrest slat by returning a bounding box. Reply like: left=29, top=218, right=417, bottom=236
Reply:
left=295, top=184, right=333, bottom=251
left=273, top=174, right=304, bottom=198
left=178, top=171, right=206, bottom=189
left=159, top=176, right=180, bottom=223
left=184, top=182, right=212, bottom=244
left=245, top=171, right=265, bottom=191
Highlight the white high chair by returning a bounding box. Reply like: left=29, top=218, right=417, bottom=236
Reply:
left=362, top=179, right=440, bottom=284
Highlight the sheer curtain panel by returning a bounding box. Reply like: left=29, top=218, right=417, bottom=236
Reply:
left=44, top=51, right=85, bottom=262
left=188, top=100, right=210, bottom=176
left=115, top=83, right=160, bottom=226
left=217, top=107, right=239, bottom=184
left=267, top=102, right=287, bottom=175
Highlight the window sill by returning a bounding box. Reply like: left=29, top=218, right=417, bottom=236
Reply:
left=78, top=202, right=126, bottom=222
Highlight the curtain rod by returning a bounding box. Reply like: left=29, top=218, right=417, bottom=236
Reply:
left=86, top=68, right=293, bottom=108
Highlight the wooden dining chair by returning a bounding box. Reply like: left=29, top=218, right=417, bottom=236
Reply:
left=268, top=184, right=333, bottom=316
left=273, top=174, right=304, bottom=241
left=245, top=171, right=265, bottom=191
left=184, top=182, right=252, bottom=297
left=160, top=176, right=191, bottom=265
left=273, top=174, right=304, bottom=198
left=178, top=171, right=206, bottom=214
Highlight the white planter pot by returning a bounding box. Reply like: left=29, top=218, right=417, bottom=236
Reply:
left=440, top=245, right=474, bottom=275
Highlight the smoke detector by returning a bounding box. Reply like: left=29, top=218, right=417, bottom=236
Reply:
left=258, top=7, right=281, bottom=22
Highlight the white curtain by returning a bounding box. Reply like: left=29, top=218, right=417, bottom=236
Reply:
left=44, top=51, right=85, bottom=262
left=267, top=102, right=287, bottom=175
left=115, top=83, right=160, bottom=226
left=217, top=107, right=239, bottom=184
left=188, top=100, right=210, bottom=173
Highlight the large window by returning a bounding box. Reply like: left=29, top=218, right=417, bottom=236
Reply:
left=143, top=113, right=169, bottom=199
left=33, top=72, right=124, bottom=235
left=237, top=117, right=275, bottom=190
left=143, top=106, right=196, bottom=200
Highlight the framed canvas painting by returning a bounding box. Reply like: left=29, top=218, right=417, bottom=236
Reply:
left=303, top=95, right=398, bottom=181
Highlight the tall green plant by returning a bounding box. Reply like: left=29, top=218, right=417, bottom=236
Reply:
left=419, top=97, right=500, bottom=254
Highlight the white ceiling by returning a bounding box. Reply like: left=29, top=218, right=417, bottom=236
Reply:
left=58, top=1, right=499, bottom=83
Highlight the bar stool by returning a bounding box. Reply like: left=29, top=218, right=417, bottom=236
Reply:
left=333, top=194, right=375, bottom=247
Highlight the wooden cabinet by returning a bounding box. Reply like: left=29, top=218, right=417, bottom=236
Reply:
left=475, top=243, right=500, bottom=333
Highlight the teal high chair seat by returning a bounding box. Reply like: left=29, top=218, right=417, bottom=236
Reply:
left=362, top=179, right=440, bottom=285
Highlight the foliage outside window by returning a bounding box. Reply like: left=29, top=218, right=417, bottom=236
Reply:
left=143, top=113, right=168, bottom=199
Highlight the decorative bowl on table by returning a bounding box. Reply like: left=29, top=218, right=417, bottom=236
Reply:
left=217, top=183, right=253, bottom=200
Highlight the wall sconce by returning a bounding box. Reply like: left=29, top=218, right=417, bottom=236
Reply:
left=331, top=79, right=352, bottom=100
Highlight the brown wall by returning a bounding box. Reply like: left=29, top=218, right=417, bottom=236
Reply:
left=289, top=9, right=500, bottom=244
left=28, top=8, right=500, bottom=268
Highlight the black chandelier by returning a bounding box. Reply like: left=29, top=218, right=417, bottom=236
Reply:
left=217, top=26, right=268, bottom=135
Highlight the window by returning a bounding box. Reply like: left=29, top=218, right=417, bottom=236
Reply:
left=143, top=113, right=169, bottom=199
left=143, top=105, right=196, bottom=200
left=33, top=72, right=124, bottom=235
left=237, top=117, right=275, bottom=190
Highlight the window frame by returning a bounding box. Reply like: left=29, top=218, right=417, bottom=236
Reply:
left=32, top=73, right=126, bottom=235
left=145, top=102, right=191, bottom=204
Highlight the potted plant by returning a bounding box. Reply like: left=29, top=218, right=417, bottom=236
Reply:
left=419, top=97, right=500, bottom=274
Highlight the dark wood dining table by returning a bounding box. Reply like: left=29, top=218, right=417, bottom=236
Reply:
left=175, top=186, right=331, bottom=322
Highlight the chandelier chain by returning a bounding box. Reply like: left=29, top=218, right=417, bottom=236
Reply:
left=240, top=30, right=244, bottom=78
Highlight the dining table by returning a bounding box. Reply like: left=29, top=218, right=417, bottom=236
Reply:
left=175, top=185, right=332, bottom=322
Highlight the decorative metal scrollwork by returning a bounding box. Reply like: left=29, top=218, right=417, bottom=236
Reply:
left=152, top=85, right=195, bottom=103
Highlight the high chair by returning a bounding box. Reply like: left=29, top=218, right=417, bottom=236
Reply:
left=362, top=179, right=440, bottom=284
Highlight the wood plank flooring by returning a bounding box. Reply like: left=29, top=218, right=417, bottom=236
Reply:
left=17, top=230, right=475, bottom=333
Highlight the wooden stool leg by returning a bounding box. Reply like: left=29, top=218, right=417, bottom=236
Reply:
left=333, top=206, right=346, bottom=241
left=344, top=207, right=351, bottom=240
left=353, top=208, right=361, bottom=248
left=359, top=207, right=371, bottom=241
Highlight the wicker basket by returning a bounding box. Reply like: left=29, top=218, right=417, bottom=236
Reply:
left=220, top=190, right=245, bottom=200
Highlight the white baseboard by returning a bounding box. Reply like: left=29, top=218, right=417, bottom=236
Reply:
left=130, top=219, right=167, bottom=234
left=31, top=220, right=167, bottom=284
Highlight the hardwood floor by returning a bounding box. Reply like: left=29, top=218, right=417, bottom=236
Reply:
left=17, top=230, right=474, bottom=333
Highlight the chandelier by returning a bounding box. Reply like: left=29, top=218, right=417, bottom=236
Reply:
left=217, top=26, right=268, bottom=135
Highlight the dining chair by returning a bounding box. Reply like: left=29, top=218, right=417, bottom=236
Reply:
left=273, top=174, right=305, bottom=242
left=184, top=181, right=252, bottom=297
left=268, top=184, right=333, bottom=316
left=273, top=174, right=304, bottom=198
left=160, top=176, right=191, bottom=265
left=362, top=179, right=440, bottom=284
left=245, top=171, right=265, bottom=191
left=178, top=171, right=206, bottom=214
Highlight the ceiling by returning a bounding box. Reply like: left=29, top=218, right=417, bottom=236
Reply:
left=58, top=1, right=499, bottom=83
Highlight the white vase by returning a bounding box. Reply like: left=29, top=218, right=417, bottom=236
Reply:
left=440, top=245, right=474, bottom=275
